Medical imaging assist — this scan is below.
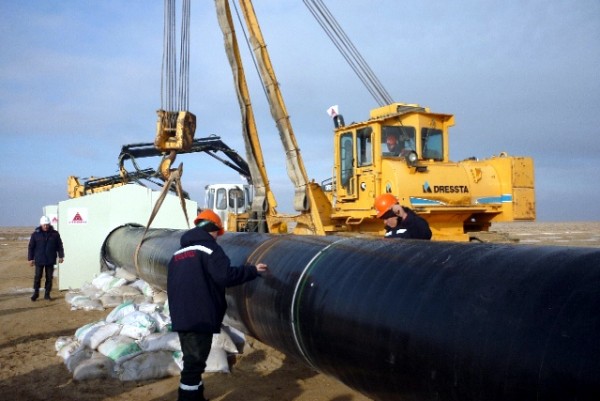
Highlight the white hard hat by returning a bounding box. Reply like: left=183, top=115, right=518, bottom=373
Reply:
left=40, top=216, right=51, bottom=225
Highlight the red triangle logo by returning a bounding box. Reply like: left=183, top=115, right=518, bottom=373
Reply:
left=71, top=212, right=84, bottom=224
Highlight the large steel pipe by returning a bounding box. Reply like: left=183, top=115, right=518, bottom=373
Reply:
left=101, top=224, right=600, bottom=401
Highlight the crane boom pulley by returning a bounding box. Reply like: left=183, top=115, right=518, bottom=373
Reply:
left=155, top=0, right=196, bottom=153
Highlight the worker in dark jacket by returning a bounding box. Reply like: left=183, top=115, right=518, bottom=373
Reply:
left=374, top=194, right=432, bottom=240
left=27, top=216, right=64, bottom=301
left=167, top=209, right=267, bottom=401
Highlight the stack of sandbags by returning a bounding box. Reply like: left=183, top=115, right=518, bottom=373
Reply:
left=64, top=269, right=158, bottom=311
left=55, top=296, right=243, bottom=381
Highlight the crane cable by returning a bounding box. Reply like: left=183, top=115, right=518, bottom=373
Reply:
left=137, top=0, right=192, bottom=272
left=134, top=164, right=190, bottom=278
left=179, top=0, right=191, bottom=111
left=161, top=0, right=191, bottom=118
left=303, top=0, right=393, bottom=107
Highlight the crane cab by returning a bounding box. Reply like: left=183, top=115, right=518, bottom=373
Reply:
left=328, top=103, right=535, bottom=241
left=204, top=184, right=252, bottom=231
left=331, top=103, right=453, bottom=210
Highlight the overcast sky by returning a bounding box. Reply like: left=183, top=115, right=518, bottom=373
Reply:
left=1, top=0, right=599, bottom=227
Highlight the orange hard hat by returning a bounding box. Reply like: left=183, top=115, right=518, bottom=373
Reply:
left=374, top=193, right=398, bottom=218
left=194, top=209, right=225, bottom=236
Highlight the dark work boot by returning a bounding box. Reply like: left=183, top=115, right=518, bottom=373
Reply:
left=31, top=292, right=39, bottom=302
left=44, top=292, right=52, bottom=301
left=198, top=384, right=208, bottom=401
left=177, top=387, right=208, bottom=401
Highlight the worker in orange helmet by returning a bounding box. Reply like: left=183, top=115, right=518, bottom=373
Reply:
left=167, top=209, right=267, bottom=401
left=374, top=194, right=432, bottom=240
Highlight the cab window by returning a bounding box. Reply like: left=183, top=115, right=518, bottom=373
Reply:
left=206, top=187, right=215, bottom=209
left=357, top=127, right=372, bottom=167
left=340, top=133, right=353, bottom=189
left=216, top=188, right=227, bottom=210
left=228, top=188, right=245, bottom=209
left=421, top=128, right=443, bottom=160
left=382, top=126, right=416, bottom=157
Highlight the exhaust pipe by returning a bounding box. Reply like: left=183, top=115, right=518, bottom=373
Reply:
left=102, top=224, right=600, bottom=401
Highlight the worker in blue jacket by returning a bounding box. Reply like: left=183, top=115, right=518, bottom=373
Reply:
left=27, top=216, right=64, bottom=301
left=167, top=209, right=267, bottom=401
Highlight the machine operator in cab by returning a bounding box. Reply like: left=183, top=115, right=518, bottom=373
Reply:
left=385, top=132, right=402, bottom=155
left=374, top=194, right=432, bottom=240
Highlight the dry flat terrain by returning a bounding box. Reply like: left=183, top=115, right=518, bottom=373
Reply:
left=1, top=223, right=598, bottom=401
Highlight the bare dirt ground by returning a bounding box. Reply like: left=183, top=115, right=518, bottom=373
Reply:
left=1, top=222, right=598, bottom=401
left=492, top=221, right=600, bottom=248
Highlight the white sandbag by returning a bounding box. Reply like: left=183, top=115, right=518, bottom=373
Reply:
left=73, top=351, right=115, bottom=381
left=99, top=294, right=124, bottom=308
left=66, top=346, right=93, bottom=373
left=212, top=329, right=238, bottom=354
left=129, top=279, right=148, bottom=292
left=149, top=311, right=171, bottom=332
left=91, top=272, right=115, bottom=291
left=128, top=294, right=152, bottom=307
left=153, top=291, right=168, bottom=305
left=55, top=336, right=75, bottom=352
left=121, top=324, right=153, bottom=340
left=100, top=277, right=127, bottom=292
left=170, top=342, right=230, bottom=373
left=141, top=282, right=156, bottom=297
left=137, top=331, right=180, bottom=352
left=129, top=294, right=153, bottom=305
left=75, top=321, right=105, bottom=341
left=205, top=346, right=230, bottom=373
left=137, top=302, right=159, bottom=314
left=115, top=267, right=137, bottom=282
left=173, top=350, right=183, bottom=370
left=79, top=282, right=104, bottom=299
left=129, top=279, right=155, bottom=298
left=69, top=295, right=104, bottom=311
left=105, top=301, right=136, bottom=323
left=79, top=322, right=121, bottom=350
left=106, top=285, right=142, bottom=297
left=57, top=339, right=81, bottom=361
left=118, top=351, right=180, bottom=381
left=221, top=325, right=246, bottom=354
left=119, top=311, right=157, bottom=339
left=64, top=290, right=84, bottom=304
left=98, top=335, right=142, bottom=364
left=163, top=299, right=170, bottom=314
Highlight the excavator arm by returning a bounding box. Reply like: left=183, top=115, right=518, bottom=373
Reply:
left=119, top=136, right=251, bottom=182
left=68, top=136, right=250, bottom=199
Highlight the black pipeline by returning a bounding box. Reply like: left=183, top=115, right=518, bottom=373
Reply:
left=101, top=224, right=600, bottom=401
